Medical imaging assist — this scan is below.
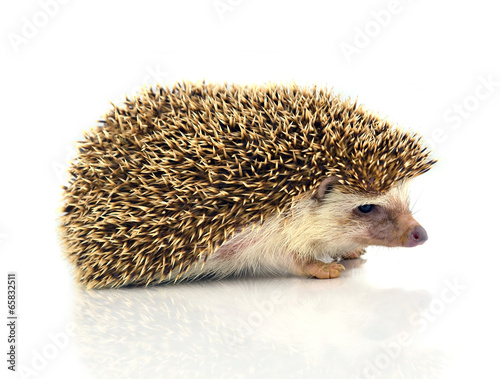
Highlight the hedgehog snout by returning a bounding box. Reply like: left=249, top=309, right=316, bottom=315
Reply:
left=404, top=225, right=428, bottom=247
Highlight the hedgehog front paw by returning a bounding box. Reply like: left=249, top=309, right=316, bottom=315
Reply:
left=343, top=248, right=366, bottom=260
left=305, top=261, right=345, bottom=279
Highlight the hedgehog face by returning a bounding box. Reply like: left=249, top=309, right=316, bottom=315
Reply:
left=350, top=188, right=428, bottom=248
left=316, top=178, right=428, bottom=250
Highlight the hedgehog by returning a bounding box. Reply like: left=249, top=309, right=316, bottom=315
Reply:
left=58, top=82, right=436, bottom=289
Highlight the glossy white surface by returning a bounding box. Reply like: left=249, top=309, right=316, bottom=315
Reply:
left=8, top=243, right=499, bottom=379
left=2, top=1, right=499, bottom=378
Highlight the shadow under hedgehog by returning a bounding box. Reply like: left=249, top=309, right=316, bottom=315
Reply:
left=58, top=82, right=436, bottom=289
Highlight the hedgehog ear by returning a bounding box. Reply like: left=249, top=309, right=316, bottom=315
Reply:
left=314, top=176, right=341, bottom=201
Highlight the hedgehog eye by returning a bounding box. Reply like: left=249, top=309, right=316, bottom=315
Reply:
left=358, top=204, right=375, bottom=213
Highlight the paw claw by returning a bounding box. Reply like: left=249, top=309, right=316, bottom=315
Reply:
left=306, top=262, right=345, bottom=279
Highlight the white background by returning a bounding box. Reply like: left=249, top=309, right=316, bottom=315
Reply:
left=1, top=0, right=499, bottom=378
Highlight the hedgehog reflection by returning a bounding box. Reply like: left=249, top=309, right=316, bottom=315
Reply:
left=72, top=278, right=447, bottom=378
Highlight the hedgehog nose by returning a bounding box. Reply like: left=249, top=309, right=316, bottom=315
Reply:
left=405, top=225, right=428, bottom=247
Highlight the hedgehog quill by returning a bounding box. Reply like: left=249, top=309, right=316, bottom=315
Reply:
left=58, top=82, right=436, bottom=289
